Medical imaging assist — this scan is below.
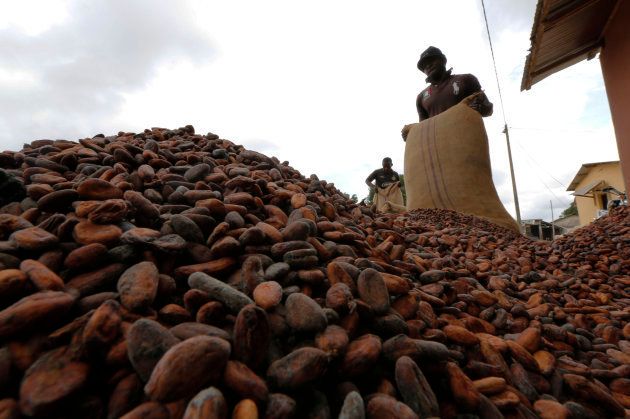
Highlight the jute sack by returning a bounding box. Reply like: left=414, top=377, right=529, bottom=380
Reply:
left=373, top=182, right=405, bottom=213
left=403, top=94, right=519, bottom=232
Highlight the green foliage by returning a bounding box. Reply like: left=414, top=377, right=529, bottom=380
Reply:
left=365, top=187, right=375, bottom=205
left=399, top=174, right=407, bottom=205
left=560, top=201, right=577, bottom=218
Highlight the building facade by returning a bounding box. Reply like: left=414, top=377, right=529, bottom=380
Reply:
left=567, top=160, right=624, bottom=226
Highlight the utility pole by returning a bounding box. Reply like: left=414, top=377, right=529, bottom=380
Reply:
left=550, top=200, right=555, bottom=240
left=481, top=0, right=523, bottom=232
left=503, top=124, right=521, bottom=227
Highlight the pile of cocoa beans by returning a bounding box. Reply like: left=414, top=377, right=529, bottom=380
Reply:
left=0, top=125, right=628, bottom=419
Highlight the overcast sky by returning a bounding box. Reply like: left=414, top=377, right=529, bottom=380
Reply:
left=0, top=0, right=620, bottom=221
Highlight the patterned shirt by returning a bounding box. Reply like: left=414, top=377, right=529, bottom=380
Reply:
left=416, top=73, right=482, bottom=121
left=367, top=169, right=400, bottom=189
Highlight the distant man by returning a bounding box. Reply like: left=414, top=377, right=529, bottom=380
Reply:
left=366, top=157, right=405, bottom=213
left=402, top=46, right=493, bottom=140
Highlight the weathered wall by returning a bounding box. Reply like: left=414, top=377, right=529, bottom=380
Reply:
left=600, top=0, right=630, bottom=192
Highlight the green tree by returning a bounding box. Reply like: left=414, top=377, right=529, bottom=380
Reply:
left=364, top=187, right=375, bottom=205
left=560, top=201, right=577, bottom=218
left=399, top=174, right=407, bottom=205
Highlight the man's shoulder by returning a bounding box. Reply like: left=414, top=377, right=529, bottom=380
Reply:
left=452, top=73, right=479, bottom=82
left=418, top=85, right=430, bottom=99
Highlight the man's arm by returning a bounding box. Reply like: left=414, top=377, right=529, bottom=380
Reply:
left=403, top=94, right=428, bottom=141
left=416, top=93, right=429, bottom=122
left=464, top=75, right=493, bottom=117
left=365, top=171, right=377, bottom=189
left=469, top=91, right=493, bottom=117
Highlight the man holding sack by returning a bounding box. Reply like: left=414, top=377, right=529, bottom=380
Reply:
left=400, top=46, right=519, bottom=232
left=365, top=157, right=405, bottom=213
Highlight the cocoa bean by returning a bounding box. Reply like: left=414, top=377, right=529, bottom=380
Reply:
left=170, top=322, right=230, bottom=341
left=108, top=373, right=144, bottom=419
left=0, top=291, right=75, bottom=339
left=315, top=325, right=350, bottom=357
left=253, top=281, right=282, bottom=310
left=366, top=394, right=418, bottom=419
left=117, top=261, right=159, bottom=312
left=266, top=347, right=328, bottom=389
left=446, top=361, right=481, bottom=412
left=233, top=304, right=270, bottom=369
left=0, top=269, right=28, bottom=302
left=127, top=319, right=180, bottom=382
left=120, top=401, right=170, bottom=419
left=341, top=334, right=382, bottom=377
left=64, top=243, right=109, bottom=270
left=77, top=178, right=123, bottom=200
left=1, top=127, right=629, bottom=417
left=9, top=227, right=58, bottom=250
left=285, top=293, right=327, bottom=333
left=357, top=268, right=390, bottom=315
left=73, top=221, right=122, bottom=245
left=188, top=272, right=254, bottom=314
left=183, top=387, right=227, bottom=419
left=145, top=335, right=231, bottom=401
left=82, top=299, right=122, bottom=354
left=394, top=356, right=439, bottom=417
left=223, top=360, right=269, bottom=404
left=19, top=347, right=89, bottom=417
left=233, top=399, right=258, bottom=419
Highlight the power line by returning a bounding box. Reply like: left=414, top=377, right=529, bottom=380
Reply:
left=480, top=0, right=507, bottom=126
left=510, top=126, right=603, bottom=134
left=517, top=151, right=571, bottom=206
left=511, top=137, right=568, bottom=188
left=480, top=0, right=521, bottom=227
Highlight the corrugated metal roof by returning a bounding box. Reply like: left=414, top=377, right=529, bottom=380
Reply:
left=573, top=179, right=604, bottom=196
left=566, top=160, right=619, bottom=191
left=521, top=0, right=622, bottom=91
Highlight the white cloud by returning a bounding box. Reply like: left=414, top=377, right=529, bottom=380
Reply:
left=0, top=0, right=71, bottom=36
left=1, top=0, right=619, bottom=222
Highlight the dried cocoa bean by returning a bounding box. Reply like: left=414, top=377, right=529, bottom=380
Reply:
left=145, top=335, right=231, bottom=401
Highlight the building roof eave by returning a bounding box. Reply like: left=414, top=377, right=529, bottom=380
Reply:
left=521, top=0, right=621, bottom=91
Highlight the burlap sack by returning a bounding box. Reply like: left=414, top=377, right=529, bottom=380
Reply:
left=373, top=182, right=405, bottom=213
left=403, top=94, right=519, bottom=232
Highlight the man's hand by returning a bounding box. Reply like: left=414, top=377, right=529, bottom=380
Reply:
left=401, top=124, right=411, bottom=141
left=468, top=92, right=493, bottom=117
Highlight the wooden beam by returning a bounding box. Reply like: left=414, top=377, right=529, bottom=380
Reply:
left=530, top=40, right=602, bottom=79
left=543, top=0, right=603, bottom=29
left=521, top=0, right=551, bottom=90
left=599, top=0, right=622, bottom=41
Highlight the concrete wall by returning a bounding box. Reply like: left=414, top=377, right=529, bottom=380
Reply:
left=574, top=162, right=624, bottom=226
left=600, top=0, right=630, bottom=192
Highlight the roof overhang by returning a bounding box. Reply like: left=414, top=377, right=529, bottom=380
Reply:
left=521, top=0, right=622, bottom=91
left=573, top=179, right=604, bottom=196
left=566, top=160, right=619, bottom=191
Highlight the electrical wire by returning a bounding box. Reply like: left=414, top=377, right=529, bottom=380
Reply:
left=480, top=0, right=508, bottom=126
left=510, top=127, right=602, bottom=134
left=517, top=151, right=571, bottom=206
left=480, top=0, right=523, bottom=225
left=510, top=138, right=568, bottom=188
left=480, top=0, right=573, bottom=220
